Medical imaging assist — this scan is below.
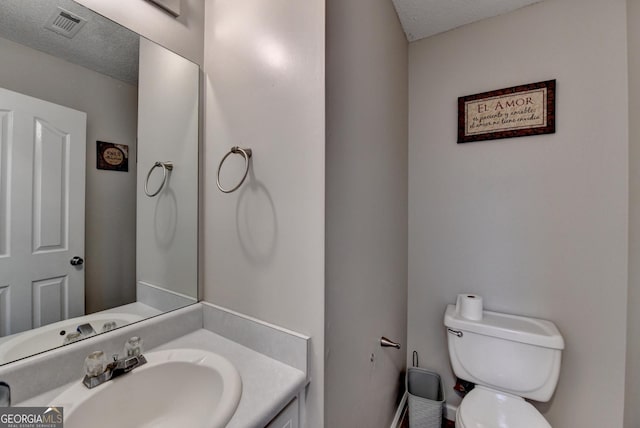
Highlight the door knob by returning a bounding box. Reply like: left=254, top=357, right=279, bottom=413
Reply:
left=70, top=256, right=84, bottom=266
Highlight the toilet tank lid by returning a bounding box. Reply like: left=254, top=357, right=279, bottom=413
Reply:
left=444, top=305, right=565, bottom=349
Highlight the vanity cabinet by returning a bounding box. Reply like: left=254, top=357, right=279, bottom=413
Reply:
left=266, top=398, right=299, bottom=428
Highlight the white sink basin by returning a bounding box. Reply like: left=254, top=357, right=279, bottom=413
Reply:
left=51, top=348, right=242, bottom=428
left=0, top=313, right=143, bottom=363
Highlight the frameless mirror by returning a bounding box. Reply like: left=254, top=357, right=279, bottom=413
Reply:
left=0, top=0, right=199, bottom=365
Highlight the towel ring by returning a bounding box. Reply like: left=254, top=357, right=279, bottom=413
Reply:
left=217, top=146, right=252, bottom=193
left=144, top=161, right=173, bottom=197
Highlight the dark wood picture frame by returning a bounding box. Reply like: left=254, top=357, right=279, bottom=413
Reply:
left=97, top=141, right=129, bottom=172
left=457, top=80, right=556, bottom=144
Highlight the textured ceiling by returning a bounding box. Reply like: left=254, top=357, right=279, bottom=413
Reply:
left=391, top=0, right=542, bottom=42
left=0, top=0, right=139, bottom=85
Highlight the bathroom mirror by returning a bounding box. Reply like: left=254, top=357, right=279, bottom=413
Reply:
left=0, top=0, right=199, bottom=365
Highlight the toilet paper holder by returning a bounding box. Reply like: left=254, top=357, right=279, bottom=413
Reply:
left=380, top=337, right=401, bottom=349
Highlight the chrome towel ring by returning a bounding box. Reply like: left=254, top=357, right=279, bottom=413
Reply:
left=144, top=161, right=173, bottom=197
left=217, top=146, right=252, bottom=193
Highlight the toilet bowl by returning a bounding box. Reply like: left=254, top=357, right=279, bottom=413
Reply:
left=444, top=303, right=564, bottom=427
left=455, top=386, right=551, bottom=428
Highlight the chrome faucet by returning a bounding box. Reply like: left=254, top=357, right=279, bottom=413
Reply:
left=0, top=382, right=10, bottom=407
left=82, top=337, right=146, bottom=389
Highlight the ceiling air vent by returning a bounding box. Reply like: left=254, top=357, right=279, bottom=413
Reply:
left=44, top=7, right=87, bottom=39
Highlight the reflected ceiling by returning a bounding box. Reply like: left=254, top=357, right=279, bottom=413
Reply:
left=0, top=0, right=138, bottom=84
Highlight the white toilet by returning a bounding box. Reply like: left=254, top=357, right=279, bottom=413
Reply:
left=444, top=304, right=564, bottom=428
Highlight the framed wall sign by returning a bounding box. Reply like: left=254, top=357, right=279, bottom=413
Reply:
left=458, top=80, right=556, bottom=144
left=97, top=141, right=129, bottom=172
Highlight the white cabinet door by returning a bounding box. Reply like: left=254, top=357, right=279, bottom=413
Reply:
left=266, top=398, right=299, bottom=428
left=0, top=87, right=86, bottom=335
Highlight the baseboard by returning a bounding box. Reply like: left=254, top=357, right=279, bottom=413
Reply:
left=445, top=403, right=457, bottom=421
left=390, top=391, right=408, bottom=428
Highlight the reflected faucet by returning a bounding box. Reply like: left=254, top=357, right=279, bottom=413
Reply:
left=63, top=323, right=98, bottom=346
left=82, top=337, right=146, bottom=389
left=76, top=323, right=96, bottom=337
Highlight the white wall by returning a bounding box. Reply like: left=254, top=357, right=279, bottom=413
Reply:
left=74, top=0, right=204, bottom=66
left=407, top=1, right=629, bottom=427
left=626, top=0, right=640, bottom=426
left=137, top=38, right=199, bottom=300
left=0, top=36, right=138, bottom=313
left=203, top=0, right=325, bottom=426
left=324, top=0, right=408, bottom=426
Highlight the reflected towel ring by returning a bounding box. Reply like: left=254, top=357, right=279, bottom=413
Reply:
left=217, top=146, right=252, bottom=193
left=144, top=161, right=173, bottom=197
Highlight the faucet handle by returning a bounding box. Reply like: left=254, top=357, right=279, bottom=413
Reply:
left=84, top=351, right=108, bottom=377
left=63, top=331, right=82, bottom=345
left=101, top=321, right=117, bottom=332
left=124, top=336, right=143, bottom=357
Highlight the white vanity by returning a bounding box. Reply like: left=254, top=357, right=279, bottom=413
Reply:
left=0, top=303, right=309, bottom=428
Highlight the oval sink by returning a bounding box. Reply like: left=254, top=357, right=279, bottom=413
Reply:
left=0, top=313, right=143, bottom=363
left=51, top=348, right=242, bottom=428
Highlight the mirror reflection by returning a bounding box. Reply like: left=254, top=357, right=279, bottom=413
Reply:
left=0, top=0, right=199, bottom=365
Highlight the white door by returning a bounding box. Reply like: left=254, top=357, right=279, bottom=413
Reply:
left=0, top=87, right=86, bottom=336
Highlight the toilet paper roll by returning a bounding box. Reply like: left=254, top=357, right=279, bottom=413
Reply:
left=456, top=294, right=483, bottom=321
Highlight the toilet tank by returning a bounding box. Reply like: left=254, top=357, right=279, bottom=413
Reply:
left=444, top=305, right=564, bottom=402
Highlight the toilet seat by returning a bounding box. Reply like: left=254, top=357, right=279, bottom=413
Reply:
left=456, top=386, right=551, bottom=428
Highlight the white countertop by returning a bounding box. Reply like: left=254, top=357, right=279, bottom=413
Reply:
left=17, top=328, right=306, bottom=428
